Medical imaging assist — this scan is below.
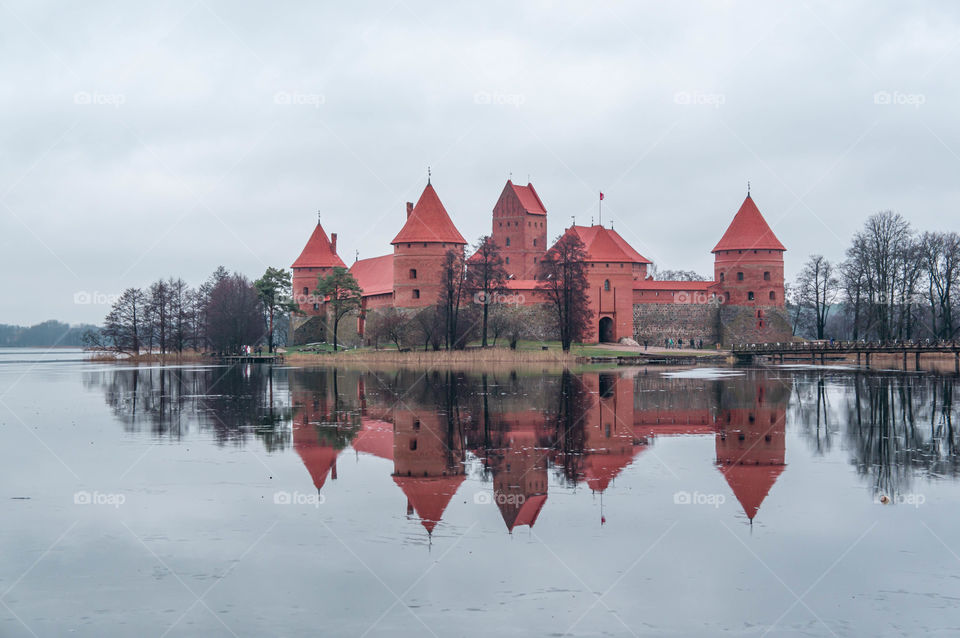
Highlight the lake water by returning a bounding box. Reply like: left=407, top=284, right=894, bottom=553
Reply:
left=1, top=349, right=959, bottom=636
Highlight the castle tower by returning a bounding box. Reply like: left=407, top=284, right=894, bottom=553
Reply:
left=715, top=376, right=788, bottom=523
left=291, top=221, right=347, bottom=315
left=712, top=194, right=786, bottom=308
left=491, top=180, right=548, bottom=279
left=391, top=182, right=466, bottom=307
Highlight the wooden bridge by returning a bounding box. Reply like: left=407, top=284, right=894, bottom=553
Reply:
left=732, top=340, right=960, bottom=372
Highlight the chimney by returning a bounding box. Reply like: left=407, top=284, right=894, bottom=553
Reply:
left=406, top=202, right=414, bottom=218
left=330, top=233, right=337, bottom=253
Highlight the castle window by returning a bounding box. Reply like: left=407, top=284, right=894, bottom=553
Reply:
left=737, top=272, right=744, bottom=281
left=754, top=250, right=757, bottom=254
left=532, top=238, right=537, bottom=246
left=505, top=257, right=510, bottom=264
left=303, top=287, right=309, bottom=296
left=764, top=271, right=770, bottom=281
left=757, top=310, right=762, bottom=318
left=313, top=303, right=319, bottom=311
left=505, top=237, right=511, bottom=247
left=725, top=292, right=730, bottom=303
left=413, top=419, right=420, bottom=431
left=409, top=269, right=417, bottom=279
left=412, top=289, right=420, bottom=299
left=409, top=439, right=417, bottom=451
left=604, top=279, right=610, bottom=291
left=423, top=243, right=427, bottom=248
left=769, top=291, right=775, bottom=301
left=748, top=291, right=755, bottom=301
left=720, top=272, right=725, bottom=281
left=407, top=243, right=411, bottom=248
left=758, top=320, right=764, bottom=328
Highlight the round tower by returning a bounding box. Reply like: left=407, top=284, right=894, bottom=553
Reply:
left=390, top=181, right=467, bottom=308
left=712, top=194, right=786, bottom=308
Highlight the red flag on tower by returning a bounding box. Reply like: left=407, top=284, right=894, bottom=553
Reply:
left=599, top=192, right=604, bottom=200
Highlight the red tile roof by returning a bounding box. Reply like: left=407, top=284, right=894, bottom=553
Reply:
left=292, top=222, right=347, bottom=269
left=352, top=418, right=394, bottom=461
left=349, top=254, right=393, bottom=296
left=634, top=280, right=712, bottom=291
left=509, top=180, right=547, bottom=216
left=507, top=494, right=547, bottom=531
left=563, top=225, right=652, bottom=264
left=393, top=475, right=465, bottom=534
left=719, top=464, right=784, bottom=521
left=293, top=424, right=339, bottom=492
left=712, top=195, right=786, bottom=253
left=391, top=183, right=466, bottom=245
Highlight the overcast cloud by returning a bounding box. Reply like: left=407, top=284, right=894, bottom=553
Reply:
left=2, top=1, right=959, bottom=325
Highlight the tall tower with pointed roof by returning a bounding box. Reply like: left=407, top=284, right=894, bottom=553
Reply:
left=491, top=180, right=548, bottom=279
left=391, top=182, right=467, bottom=308
left=712, top=194, right=785, bottom=308
left=291, top=221, right=347, bottom=316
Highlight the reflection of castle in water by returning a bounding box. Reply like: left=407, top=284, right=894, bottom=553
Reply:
left=90, top=365, right=960, bottom=535
left=288, top=368, right=791, bottom=535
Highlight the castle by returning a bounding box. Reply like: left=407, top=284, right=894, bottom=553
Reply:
left=290, top=179, right=793, bottom=346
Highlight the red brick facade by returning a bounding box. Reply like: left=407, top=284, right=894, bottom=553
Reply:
left=295, top=182, right=790, bottom=345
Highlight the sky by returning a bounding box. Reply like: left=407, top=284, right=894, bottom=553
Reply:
left=2, top=0, right=959, bottom=326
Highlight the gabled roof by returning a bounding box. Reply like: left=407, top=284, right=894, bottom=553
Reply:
left=562, top=225, right=652, bottom=264
left=393, top=475, right=465, bottom=534
left=349, top=254, right=393, bottom=296
left=712, top=195, right=785, bottom=253
left=292, top=222, right=347, bottom=269
left=719, top=464, right=784, bottom=521
left=508, top=180, right=547, bottom=216
left=391, top=183, right=466, bottom=245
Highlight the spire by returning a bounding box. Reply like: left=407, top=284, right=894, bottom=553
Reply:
left=427, top=166, right=431, bottom=185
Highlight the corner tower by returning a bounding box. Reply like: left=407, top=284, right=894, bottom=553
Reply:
left=712, top=194, right=786, bottom=308
left=291, top=221, right=347, bottom=315
left=391, top=181, right=467, bottom=307
left=491, top=180, right=547, bottom=279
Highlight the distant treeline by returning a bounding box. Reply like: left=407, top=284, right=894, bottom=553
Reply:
left=0, top=320, right=99, bottom=347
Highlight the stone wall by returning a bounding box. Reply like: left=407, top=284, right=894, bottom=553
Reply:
left=290, top=314, right=328, bottom=346
left=718, top=305, right=793, bottom=346
left=633, top=303, right=720, bottom=347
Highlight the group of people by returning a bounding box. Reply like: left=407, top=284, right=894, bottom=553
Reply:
left=661, top=337, right=704, bottom=350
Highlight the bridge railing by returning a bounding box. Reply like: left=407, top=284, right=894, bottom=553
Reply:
left=732, top=339, right=959, bottom=353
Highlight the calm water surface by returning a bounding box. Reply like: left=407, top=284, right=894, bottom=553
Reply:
left=1, top=349, right=959, bottom=636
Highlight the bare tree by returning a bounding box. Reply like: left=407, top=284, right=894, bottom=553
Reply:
left=796, top=255, right=838, bottom=339
left=537, top=233, right=592, bottom=351
left=920, top=231, right=960, bottom=340
left=466, top=236, right=508, bottom=347
left=438, top=249, right=468, bottom=349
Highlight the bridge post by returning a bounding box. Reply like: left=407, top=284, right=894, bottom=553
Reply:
left=856, top=351, right=861, bottom=365
left=780, top=353, right=784, bottom=364
left=915, top=351, right=921, bottom=372
left=955, top=351, right=959, bottom=375
left=903, top=350, right=907, bottom=369
left=865, top=352, right=870, bottom=367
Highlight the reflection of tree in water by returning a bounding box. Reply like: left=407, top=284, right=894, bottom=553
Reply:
left=846, top=374, right=960, bottom=498
left=790, top=371, right=960, bottom=499
left=86, top=365, right=294, bottom=448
